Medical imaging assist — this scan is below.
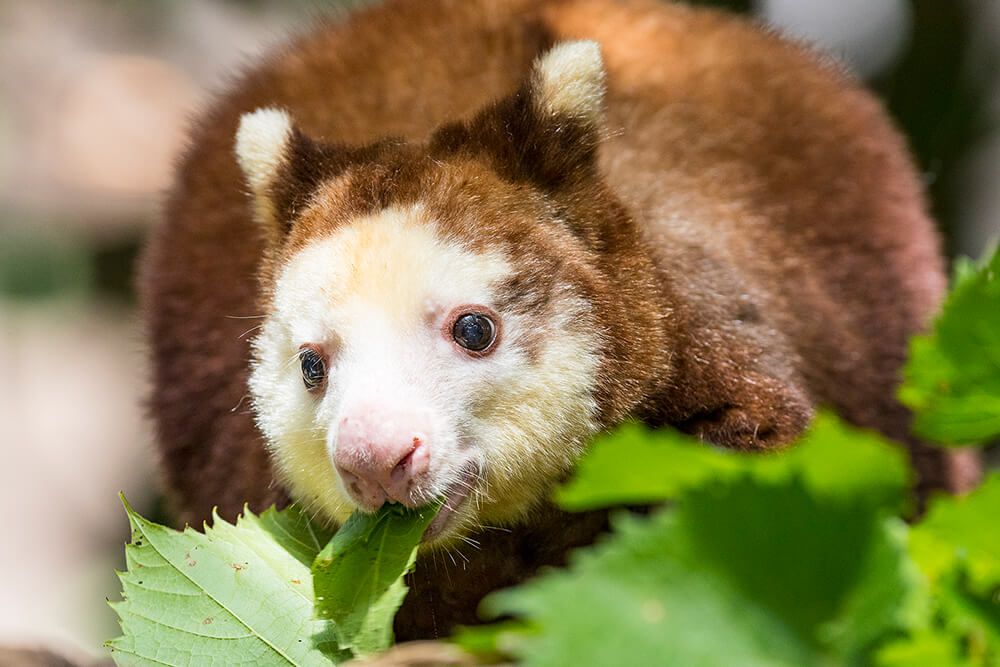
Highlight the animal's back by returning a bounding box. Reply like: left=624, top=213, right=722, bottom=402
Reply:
left=561, top=1, right=948, bottom=456
left=142, top=0, right=960, bottom=639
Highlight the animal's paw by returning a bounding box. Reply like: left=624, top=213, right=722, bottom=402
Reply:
left=680, top=380, right=812, bottom=451
left=686, top=406, right=781, bottom=450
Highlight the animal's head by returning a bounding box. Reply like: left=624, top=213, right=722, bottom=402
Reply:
left=236, top=42, right=665, bottom=544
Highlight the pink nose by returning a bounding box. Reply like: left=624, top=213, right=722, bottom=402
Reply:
left=334, top=405, right=432, bottom=510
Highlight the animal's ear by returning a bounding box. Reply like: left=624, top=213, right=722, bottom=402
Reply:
left=528, top=40, right=606, bottom=132
left=235, top=108, right=294, bottom=241
left=235, top=108, right=345, bottom=246
left=431, top=40, right=607, bottom=189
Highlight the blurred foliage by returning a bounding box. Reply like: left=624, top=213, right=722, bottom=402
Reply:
left=556, top=416, right=910, bottom=512
left=460, top=434, right=1000, bottom=665
left=92, top=236, right=142, bottom=305
left=900, top=246, right=1000, bottom=445
left=0, top=227, right=92, bottom=301
left=0, top=225, right=139, bottom=304
left=463, top=416, right=922, bottom=666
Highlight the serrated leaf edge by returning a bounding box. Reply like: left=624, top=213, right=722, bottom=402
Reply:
left=109, top=494, right=304, bottom=666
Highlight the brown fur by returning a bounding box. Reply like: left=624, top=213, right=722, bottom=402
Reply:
left=141, top=0, right=973, bottom=640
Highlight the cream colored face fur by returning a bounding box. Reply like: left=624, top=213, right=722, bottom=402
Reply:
left=248, top=204, right=602, bottom=542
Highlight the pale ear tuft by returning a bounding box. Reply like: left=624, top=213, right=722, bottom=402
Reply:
left=532, top=40, right=606, bottom=124
left=235, top=108, right=293, bottom=226
left=235, top=108, right=293, bottom=190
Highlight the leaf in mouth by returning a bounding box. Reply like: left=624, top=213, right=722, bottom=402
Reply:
left=311, top=500, right=443, bottom=657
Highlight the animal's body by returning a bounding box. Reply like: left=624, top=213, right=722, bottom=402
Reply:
left=142, top=0, right=968, bottom=639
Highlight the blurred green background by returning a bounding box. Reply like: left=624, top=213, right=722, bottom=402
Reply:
left=0, top=0, right=996, bottom=663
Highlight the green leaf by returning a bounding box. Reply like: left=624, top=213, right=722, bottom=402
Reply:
left=936, top=570, right=1000, bottom=665
left=484, top=479, right=919, bottom=666
left=557, top=412, right=910, bottom=514
left=475, top=416, right=923, bottom=666
left=256, top=504, right=336, bottom=568
left=484, top=508, right=816, bottom=667
left=451, top=619, right=539, bottom=660
left=819, top=517, right=930, bottom=656
left=875, top=630, right=969, bottom=667
left=899, top=245, right=1000, bottom=444
left=553, top=422, right=742, bottom=509
left=107, top=497, right=347, bottom=666
left=911, top=473, right=1000, bottom=593
left=312, top=501, right=440, bottom=657
left=908, top=474, right=1000, bottom=663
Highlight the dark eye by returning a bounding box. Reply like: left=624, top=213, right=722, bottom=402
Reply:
left=299, top=346, right=327, bottom=390
left=452, top=313, right=496, bottom=352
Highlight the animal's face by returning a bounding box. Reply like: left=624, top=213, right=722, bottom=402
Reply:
left=238, top=42, right=664, bottom=544
left=250, top=194, right=603, bottom=543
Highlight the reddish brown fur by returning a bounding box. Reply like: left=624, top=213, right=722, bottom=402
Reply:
left=142, top=0, right=972, bottom=639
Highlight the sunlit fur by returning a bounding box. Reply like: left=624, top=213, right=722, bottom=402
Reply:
left=234, top=108, right=292, bottom=230
left=531, top=40, right=605, bottom=125
left=249, top=204, right=602, bottom=542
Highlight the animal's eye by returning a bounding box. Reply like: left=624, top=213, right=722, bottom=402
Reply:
left=452, top=313, right=497, bottom=353
left=299, top=346, right=327, bottom=390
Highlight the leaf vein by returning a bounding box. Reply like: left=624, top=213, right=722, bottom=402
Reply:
left=125, top=608, right=255, bottom=639
left=137, top=522, right=301, bottom=665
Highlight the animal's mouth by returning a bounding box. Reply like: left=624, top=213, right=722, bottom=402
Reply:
left=422, top=461, right=481, bottom=544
